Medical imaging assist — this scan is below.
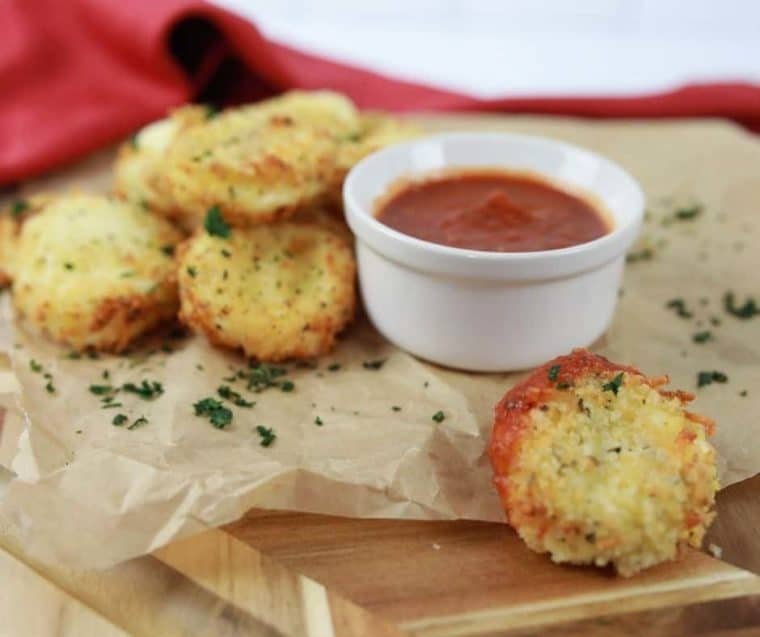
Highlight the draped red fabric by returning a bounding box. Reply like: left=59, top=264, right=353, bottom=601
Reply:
left=2, top=0, right=759, bottom=184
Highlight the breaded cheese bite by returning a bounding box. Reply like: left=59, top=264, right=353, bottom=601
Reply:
left=165, top=101, right=350, bottom=230
left=241, top=90, right=361, bottom=138
left=113, top=104, right=209, bottom=224
left=327, top=112, right=420, bottom=206
left=177, top=215, right=356, bottom=361
left=0, top=194, right=54, bottom=286
left=13, top=194, right=183, bottom=352
left=488, top=349, right=718, bottom=576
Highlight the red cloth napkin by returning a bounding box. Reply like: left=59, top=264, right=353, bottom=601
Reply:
left=3, top=0, right=760, bottom=185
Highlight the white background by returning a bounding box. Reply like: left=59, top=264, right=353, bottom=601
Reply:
left=214, top=0, right=760, bottom=98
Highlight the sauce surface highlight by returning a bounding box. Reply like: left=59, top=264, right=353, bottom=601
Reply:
left=375, top=170, right=610, bottom=252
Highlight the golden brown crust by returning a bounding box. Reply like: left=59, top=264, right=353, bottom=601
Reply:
left=177, top=221, right=356, bottom=361
left=12, top=194, right=182, bottom=352
left=489, top=348, right=718, bottom=576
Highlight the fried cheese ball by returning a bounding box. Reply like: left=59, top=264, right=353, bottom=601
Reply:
left=327, top=112, right=420, bottom=205
left=13, top=194, right=183, bottom=352
left=177, top=221, right=356, bottom=361
left=489, top=349, right=718, bottom=576
left=336, top=112, right=420, bottom=173
left=0, top=194, right=54, bottom=286
left=165, top=93, right=360, bottom=230
left=242, top=90, right=361, bottom=138
left=113, top=105, right=209, bottom=224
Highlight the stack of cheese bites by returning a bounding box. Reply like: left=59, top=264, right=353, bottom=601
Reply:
left=1, top=91, right=418, bottom=359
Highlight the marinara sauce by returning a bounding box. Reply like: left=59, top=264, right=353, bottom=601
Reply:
left=375, top=169, right=610, bottom=252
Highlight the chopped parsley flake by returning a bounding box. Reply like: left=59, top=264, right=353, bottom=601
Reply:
left=362, top=359, right=386, bottom=370
left=548, top=365, right=561, bottom=382
left=626, top=248, right=653, bottom=263
left=89, top=384, right=114, bottom=395
left=128, top=416, right=148, bottom=430
left=692, top=330, right=712, bottom=344
left=221, top=249, right=231, bottom=258
left=29, top=359, right=42, bottom=373
left=243, top=363, right=292, bottom=393
left=314, top=416, right=323, bottom=426
left=205, top=104, right=220, bottom=120
left=64, top=262, right=75, bottom=271
left=160, top=244, right=175, bottom=257
left=556, top=382, right=571, bottom=390
left=740, top=390, right=748, bottom=397
left=256, top=425, right=276, bottom=447
left=327, top=363, right=341, bottom=372
left=112, top=414, right=128, bottom=426
left=194, top=397, right=233, bottom=429
left=432, top=410, right=445, bottom=423
left=674, top=204, right=702, bottom=220
left=697, top=370, right=728, bottom=388
left=602, top=372, right=624, bottom=395
left=186, top=266, right=197, bottom=278
left=101, top=402, right=123, bottom=409
left=666, top=298, right=693, bottom=319
left=65, top=351, right=82, bottom=359
left=45, top=381, right=55, bottom=394
left=217, top=385, right=255, bottom=407
left=122, top=380, right=163, bottom=400
left=10, top=200, right=28, bottom=217
left=204, top=206, right=231, bottom=238
left=391, top=405, right=401, bottom=412
left=723, top=292, right=760, bottom=320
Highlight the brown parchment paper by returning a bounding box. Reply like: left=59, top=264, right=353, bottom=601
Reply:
left=0, top=117, right=758, bottom=569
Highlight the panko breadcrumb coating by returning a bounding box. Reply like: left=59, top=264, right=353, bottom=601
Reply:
left=165, top=94, right=357, bottom=230
left=489, top=349, right=718, bottom=576
left=12, top=194, right=183, bottom=352
left=241, top=90, right=361, bottom=139
left=0, top=194, right=54, bottom=286
left=329, top=112, right=421, bottom=204
left=177, top=217, right=356, bottom=361
left=113, top=104, right=209, bottom=224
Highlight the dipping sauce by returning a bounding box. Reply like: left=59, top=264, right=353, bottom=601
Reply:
left=375, top=169, right=610, bottom=252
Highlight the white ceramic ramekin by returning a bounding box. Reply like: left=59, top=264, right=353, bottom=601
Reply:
left=343, top=132, right=645, bottom=371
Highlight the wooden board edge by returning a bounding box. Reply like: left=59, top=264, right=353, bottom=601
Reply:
left=400, top=566, right=760, bottom=637
left=154, top=528, right=409, bottom=637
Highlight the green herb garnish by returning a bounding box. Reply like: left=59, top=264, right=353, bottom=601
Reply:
left=740, top=390, right=748, bottom=397
left=112, top=414, right=128, bottom=426
left=362, top=359, right=386, bottom=370
left=723, top=292, right=760, bottom=320
left=674, top=204, right=702, bottom=220
left=204, top=206, right=231, bottom=238
left=128, top=416, right=148, bottom=430
left=548, top=365, right=561, bottom=382
left=314, top=416, right=323, bottom=426
left=666, top=298, right=693, bottom=319
left=244, top=363, right=291, bottom=393
left=280, top=380, right=295, bottom=392
left=194, top=397, right=233, bottom=429
left=122, top=380, right=163, bottom=400
left=29, top=359, right=42, bottom=373
left=89, top=384, right=115, bottom=396
left=602, top=372, right=624, bottom=395
left=217, top=385, right=255, bottom=407
left=64, top=262, right=75, bottom=271
left=626, top=248, right=653, bottom=263
left=432, top=410, right=445, bottom=423
left=327, top=363, right=341, bottom=372
left=160, top=244, right=175, bottom=257
left=204, top=104, right=220, bottom=120
left=10, top=200, right=28, bottom=217
left=45, top=381, right=55, bottom=394
left=391, top=405, right=401, bottom=412
left=692, top=331, right=712, bottom=344
left=186, top=266, right=197, bottom=278
left=697, top=370, right=728, bottom=388
left=255, top=425, right=276, bottom=447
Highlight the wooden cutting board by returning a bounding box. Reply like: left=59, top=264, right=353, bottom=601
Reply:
left=1, top=115, right=759, bottom=637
